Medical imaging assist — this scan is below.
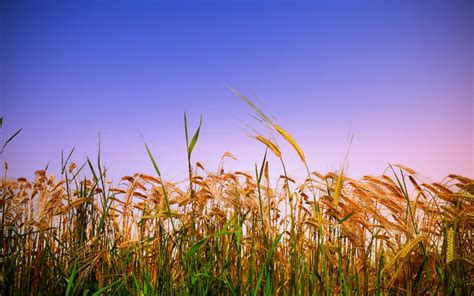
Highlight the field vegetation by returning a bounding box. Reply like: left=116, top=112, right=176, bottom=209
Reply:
left=1, top=94, right=473, bottom=295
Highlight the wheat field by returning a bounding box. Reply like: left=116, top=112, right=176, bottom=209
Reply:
left=1, top=95, right=473, bottom=295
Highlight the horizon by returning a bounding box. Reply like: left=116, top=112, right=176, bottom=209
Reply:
left=1, top=0, right=472, bottom=182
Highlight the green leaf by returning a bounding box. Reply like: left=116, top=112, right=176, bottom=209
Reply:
left=186, top=230, right=231, bottom=258
left=187, top=115, right=202, bottom=156
left=337, top=211, right=354, bottom=224
left=132, top=274, right=141, bottom=294
left=61, top=147, right=76, bottom=174
left=144, top=141, right=161, bottom=177
left=256, top=150, right=267, bottom=184
left=66, top=258, right=78, bottom=296
left=1, top=128, right=22, bottom=154
left=87, top=158, right=98, bottom=181
left=254, top=232, right=282, bottom=296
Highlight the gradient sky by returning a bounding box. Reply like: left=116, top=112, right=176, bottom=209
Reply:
left=1, top=0, right=472, bottom=182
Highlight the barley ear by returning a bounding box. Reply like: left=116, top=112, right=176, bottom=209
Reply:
left=333, top=170, right=344, bottom=206
left=384, top=235, right=426, bottom=271
left=447, top=227, right=454, bottom=264
left=274, top=125, right=305, bottom=163
left=255, top=135, right=282, bottom=158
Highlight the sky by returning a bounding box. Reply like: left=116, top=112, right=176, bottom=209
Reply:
left=1, top=0, right=472, bottom=183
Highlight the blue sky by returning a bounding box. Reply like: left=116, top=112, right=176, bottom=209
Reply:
left=1, top=0, right=472, bottom=182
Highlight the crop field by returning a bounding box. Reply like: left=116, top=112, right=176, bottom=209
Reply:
left=1, top=95, right=473, bottom=295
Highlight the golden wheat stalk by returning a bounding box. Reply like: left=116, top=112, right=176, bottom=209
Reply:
left=274, top=125, right=305, bottom=163
left=255, top=135, right=282, bottom=158
left=117, top=239, right=139, bottom=249
left=333, top=170, right=344, bottom=206
left=384, top=235, right=426, bottom=271
left=447, top=227, right=454, bottom=263
left=230, top=88, right=306, bottom=163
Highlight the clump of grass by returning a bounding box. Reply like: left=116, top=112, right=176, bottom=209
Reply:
left=0, top=93, right=473, bottom=295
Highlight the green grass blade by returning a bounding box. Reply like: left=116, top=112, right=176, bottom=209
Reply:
left=1, top=128, right=22, bottom=154
left=65, top=259, right=78, bottom=296
left=188, top=115, right=202, bottom=156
